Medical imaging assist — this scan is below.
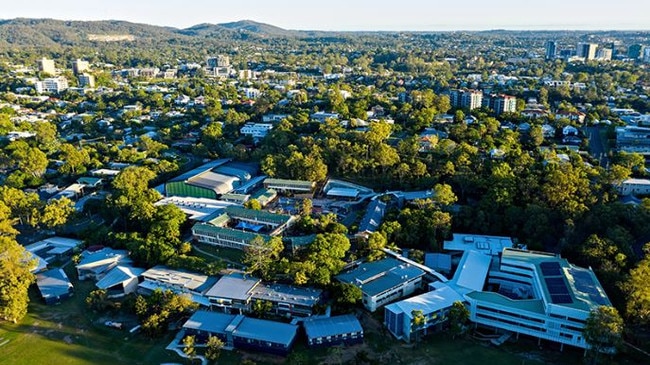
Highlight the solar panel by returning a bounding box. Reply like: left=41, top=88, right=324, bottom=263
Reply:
left=540, top=262, right=562, bottom=276
left=551, top=294, right=573, bottom=304
left=570, top=268, right=610, bottom=305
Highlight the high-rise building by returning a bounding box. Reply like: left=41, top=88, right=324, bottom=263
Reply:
left=207, top=55, right=230, bottom=68
left=72, top=59, right=90, bottom=75
left=644, top=48, right=650, bottom=64
left=37, top=57, right=56, bottom=75
left=596, top=48, right=613, bottom=61
left=78, top=74, right=95, bottom=88
left=483, top=94, right=517, bottom=115
left=545, top=41, right=557, bottom=60
left=628, top=44, right=645, bottom=59
left=35, top=76, right=69, bottom=94
left=577, top=43, right=598, bottom=60
left=449, top=89, right=483, bottom=110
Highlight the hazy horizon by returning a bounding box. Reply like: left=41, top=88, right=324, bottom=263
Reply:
left=3, top=0, right=650, bottom=31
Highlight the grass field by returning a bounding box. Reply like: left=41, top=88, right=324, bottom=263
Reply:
left=0, top=268, right=180, bottom=365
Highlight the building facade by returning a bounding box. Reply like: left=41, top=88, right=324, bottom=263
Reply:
left=449, top=89, right=483, bottom=110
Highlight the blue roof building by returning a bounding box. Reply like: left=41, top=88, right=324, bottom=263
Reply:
left=356, top=199, right=387, bottom=237
left=36, top=268, right=74, bottom=305
left=303, top=314, right=363, bottom=347
left=182, top=311, right=298, bottom=355
left=336, top=258, right=425, bottom=312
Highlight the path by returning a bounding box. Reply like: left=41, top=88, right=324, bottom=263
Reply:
left=586, top=125, right=609, bottom=167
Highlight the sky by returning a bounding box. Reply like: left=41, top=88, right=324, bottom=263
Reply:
left=2, top=0, right=649, bottom=31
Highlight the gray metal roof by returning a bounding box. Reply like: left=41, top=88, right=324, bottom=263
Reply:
left=336, top=258, right=425, bottom=297
left=250, top=283, right=322, bottom=307
left=232, top=317, right=298, bottom=346
left=36, top=268, right=73, bottom=299
left=96, top=265, right=145, bottom=290
left=205, top=274, right=260, bottom=301
left=303, top=314, right=363, bottom=339
left=183, top=310, right=236, bottom=334
left=358, top=199, right=386, bottom=233
left=168, top=159, right=231, bottom=183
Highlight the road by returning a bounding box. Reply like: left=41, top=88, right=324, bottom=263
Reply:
left=585, top=126, right=609, bottom=167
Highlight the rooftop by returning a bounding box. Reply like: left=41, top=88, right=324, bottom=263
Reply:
left=95, top=265, right=145, bottom=290
left=303, top=314, right=363, bottom=339
left=141, top=265, right=217, bottom=293
left=501, top=248, right=611, bottom=312
left=443, top=233, right=514, bottom=256
left=205, top=274, right=261, bottom=301
left=336, top=258, right=425, bottom=297
left=264, top=178, right=315, bottom=189
left=385, top=284, right=464, bottom=318
left=451, top=250, right=491, bottom=292
left=192, top=223, right=272, bottom=242
left=250, top=283, right=322, bottom=307
left=465, top=291, right=546, bottom=314
left=155, top=196, right=236, bottom=221
left=183, top=310, right=236, bottom=334
left=358, top=199, right=387, bottom=234
left=36, top=268, right=73, bottom=300
left=225, top=206, right=293, bottom=225
left=232, top=316, right=298, bottom=346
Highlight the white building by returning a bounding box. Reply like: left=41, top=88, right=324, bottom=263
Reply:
left=72, top=59, right=90, bottom=75
left=240, top=123, right=273, bottom=139
left=384, top=247, right=612, bottom=350
left=618, top=178, right=650, bottom=196
left=36, top=77, right=69, bottom=94
left=37, top=57, right=56, bottom=75
left=336, top=258, right=426, bottom=312
left=242, top=88, right=261, bottom=99
left=466, top=248, right=611, bottom=350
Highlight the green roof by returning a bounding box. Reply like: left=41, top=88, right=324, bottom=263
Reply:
left=264, top=178, right=315, bottom=188
left=251, top=188, right=277, bottom=204
left=192, top=224, right=271, bottom=242
left=225, top=206, right=292, bottom=225
left=466, top=291, right=545, bottom=314
left=207, top=212, right=230, bottom=227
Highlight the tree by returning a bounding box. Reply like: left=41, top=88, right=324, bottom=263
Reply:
left=252, top=299, right=273, bottom=318
left=182, top=335, right=196, bottom=361
left=0, top=237, right=36, bottom=323
left=307, top=233, right=350, bottom=285
left=243, top=199, right=262, bottom=210
left=366, top=232, right=386, bottom=261
left=332, top=282, right=362, bottom=308
left=448, top=301, right=470, bottom=338
left=110, top=166, right=160, bottom=227
left=205, top=335, right=224, bottom=363
left=433, top=183, right=458, bottom=206
left=243, top=236, right=283, bottom=279
left=86, top=289, right=110, bottom=311
left=9, top=141, right=48, bottom=179
left=301, top=198, right=313, bottom=217
left=584, top=306, right=623, bottom=362
left=623, top=256, right=650, bottom=326
left=411, top=309, right=427, bottom=343
left=41, top=197, right=75, bottom=229
left=58, top=143, right=90, bottom=175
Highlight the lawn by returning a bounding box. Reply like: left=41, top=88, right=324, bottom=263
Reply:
left=193, top=242, right=245, bottom=264
left=0, top=267, right=180, bottom=365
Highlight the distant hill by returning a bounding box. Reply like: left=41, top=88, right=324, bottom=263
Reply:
left=216, top=20, right=300, bottom=37
left=0, top=18, right=311, bottom=47
left=0, top=18, right=184, bottom=47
